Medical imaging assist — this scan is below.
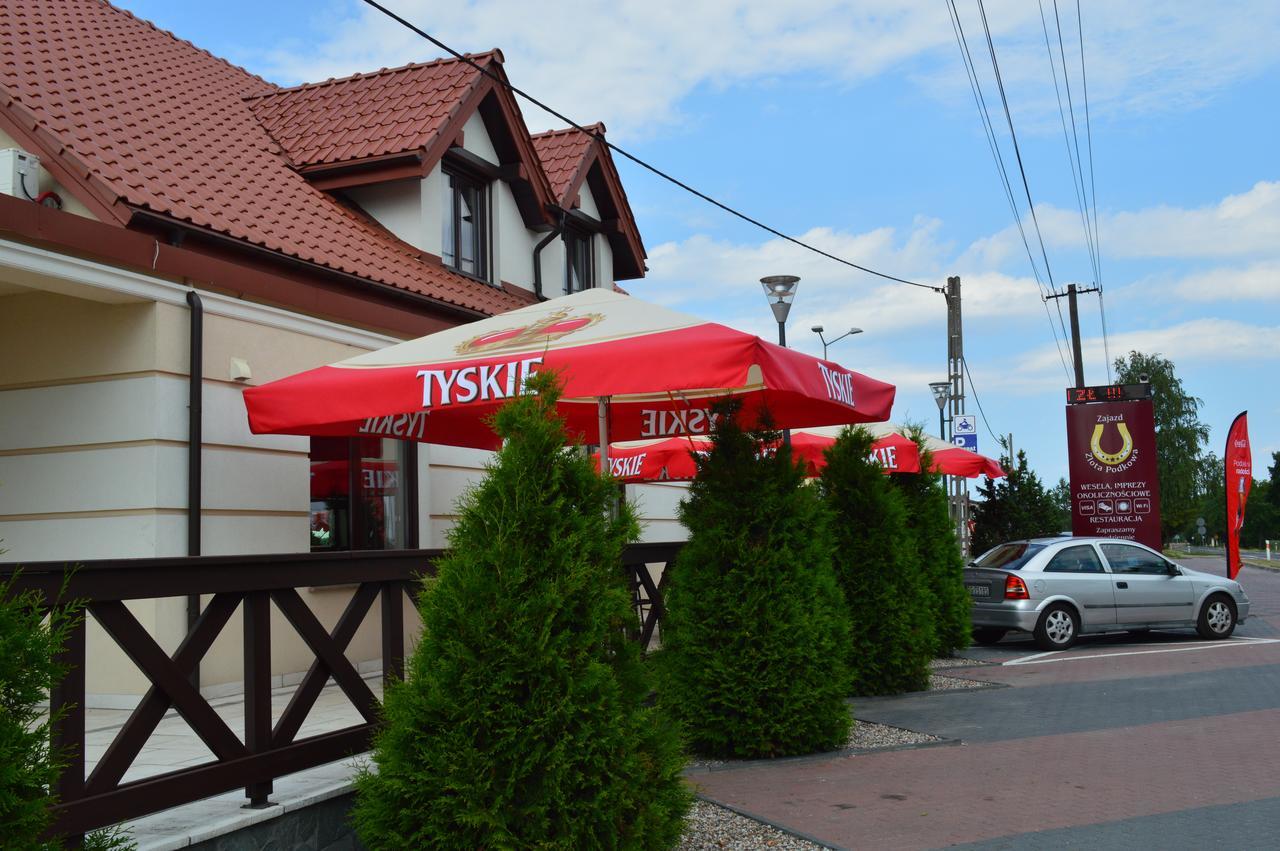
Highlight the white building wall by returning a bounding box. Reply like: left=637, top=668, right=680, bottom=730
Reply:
left=344, top=179, right=422, bottom=251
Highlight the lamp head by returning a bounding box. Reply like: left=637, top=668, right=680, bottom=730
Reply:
left=928, top=381, right=951, bottom=409
left=811, top=325, right=824, bottom=334
left=760, top=275, right=800, bottom=324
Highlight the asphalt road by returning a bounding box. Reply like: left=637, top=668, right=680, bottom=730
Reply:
left=692, top=556, right=1280, bottom=849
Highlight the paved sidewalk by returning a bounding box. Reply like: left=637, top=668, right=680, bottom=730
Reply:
left=693, top=560, right=1280, bottom=849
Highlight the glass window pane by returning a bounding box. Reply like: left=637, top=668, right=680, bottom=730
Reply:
left=973, top=542, right=1044, bottom=570
left=442, top=175, right=456, bottom=267
left=1045, top=545, right=1104, bottom=573
left=355, top=438, right=408, bottom=550
left=1101, top=543, right=1166, bottom=574
left=310, top=437, right=351, bottom=551
left=459, top=184, right=477, bottom=275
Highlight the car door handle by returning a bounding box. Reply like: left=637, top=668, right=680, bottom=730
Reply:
left=1116, top=582, right=1128, bottom=589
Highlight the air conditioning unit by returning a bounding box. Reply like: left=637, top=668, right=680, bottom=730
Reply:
left=0, top=148, right=40, bottom=199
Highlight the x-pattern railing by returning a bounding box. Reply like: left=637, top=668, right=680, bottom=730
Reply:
left=3, top=543, right=680, bottom=841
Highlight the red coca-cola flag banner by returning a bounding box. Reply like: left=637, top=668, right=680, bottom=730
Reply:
left=1065, top=395, right=1162, bottom=551
left=1225, top=411, right=1252, bottom=580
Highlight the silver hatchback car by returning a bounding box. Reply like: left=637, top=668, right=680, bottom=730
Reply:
left=965, top=537, right=1250, bottom=650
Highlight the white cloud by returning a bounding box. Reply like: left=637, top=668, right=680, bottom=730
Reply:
left=256, top=0, right=1280, bottom=139
left=1171, top=261, right=1280, bottom=301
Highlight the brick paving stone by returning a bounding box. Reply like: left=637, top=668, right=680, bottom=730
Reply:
left=693, top=709, right=1280, bottom=849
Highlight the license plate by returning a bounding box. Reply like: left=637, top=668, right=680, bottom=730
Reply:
left=967, top=585, right=990, bottom=598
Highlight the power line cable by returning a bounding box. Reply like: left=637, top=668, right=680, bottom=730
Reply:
left=359, top=0, right=942, bottom=292
left=974, top=0, right=1075, bottom=376
left=1097, top=289, right=1113, bottom=383
left=1051, top=0, right=1100, bottom=289
left=947, top=0, right=1072, bottom=379
left=1076, top=0, right=1101, bottom=291
left=1038, top=0, right=1099, bottom=288
left=962, top=356, right=1002, bottom=447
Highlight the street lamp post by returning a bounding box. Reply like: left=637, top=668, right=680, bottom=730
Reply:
left=929, top=381, right=951, bottom=441
left=761, top=275, right=800, bottom=447
left=811, top=325, right=863, bottom=360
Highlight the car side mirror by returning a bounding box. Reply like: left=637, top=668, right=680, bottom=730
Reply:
left=1166, top=563, right=1181, bottom=576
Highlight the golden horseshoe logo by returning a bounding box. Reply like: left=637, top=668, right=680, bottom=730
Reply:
left=1090, top=422, right=1133, bottom=466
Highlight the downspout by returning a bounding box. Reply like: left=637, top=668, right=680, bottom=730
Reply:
left=186, top=289, right=203, bottom=690
left=531, top=208, right=566, bottom=300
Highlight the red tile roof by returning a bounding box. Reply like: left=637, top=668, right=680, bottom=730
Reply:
left=0, top=0, right=533, bottom=316
left=248, top=53, right=499, bottom=169
left=530, top=124, right=601, bottom=204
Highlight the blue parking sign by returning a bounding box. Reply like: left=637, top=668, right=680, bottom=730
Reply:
left=952, top=433, right=978, bottom=451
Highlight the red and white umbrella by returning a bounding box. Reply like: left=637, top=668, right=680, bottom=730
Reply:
left=597, top=422, right=1003, bottom=481
left=244, top=289, right=895, bottom=452
left=599, top=430, right=922, bottom=481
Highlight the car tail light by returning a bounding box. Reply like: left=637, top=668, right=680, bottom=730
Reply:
left=1004, top=575, right=1030, bottom=600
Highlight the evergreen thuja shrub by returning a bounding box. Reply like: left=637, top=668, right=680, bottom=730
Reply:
left=890, top=435, right=971, bottom=655
left=352, top=372, right=690, bottom=850
left=819, top=427, right=934, bottom=695
left=0, top=572, right=79, bottom=846
left=658, top=405, right=852, bottom=759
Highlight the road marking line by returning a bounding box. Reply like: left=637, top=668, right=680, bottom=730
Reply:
left=1003, top=637, right=1280, bottom=666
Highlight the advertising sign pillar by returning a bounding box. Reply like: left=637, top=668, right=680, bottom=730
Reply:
left=1065, top=383, right=1162, bottom=550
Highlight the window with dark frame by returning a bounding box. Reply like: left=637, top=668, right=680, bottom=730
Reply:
left=309, top=437, right=418, bottom=551
left=564, top=227, right=594, bottom=294
left=442, top=169, right=489, bottom=281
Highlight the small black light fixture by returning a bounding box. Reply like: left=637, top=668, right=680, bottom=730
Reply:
left=929, top=381, right=951, bottom=440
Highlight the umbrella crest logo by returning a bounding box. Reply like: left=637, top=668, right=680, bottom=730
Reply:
left=456, top=308, right=604, bottom=355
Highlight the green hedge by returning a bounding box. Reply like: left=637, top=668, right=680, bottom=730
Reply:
left=890, top=437, right=971, bottom=655
left=353, top=373, right=690, bottom=849
left=820, top=428, right=934, bottom=695
left=658, top=408, right=852, bottom=759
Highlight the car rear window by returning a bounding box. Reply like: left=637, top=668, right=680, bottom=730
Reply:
left=972, top=542, right=1045, bottom=571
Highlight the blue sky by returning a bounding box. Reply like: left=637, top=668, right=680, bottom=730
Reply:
left=117, top=0, right=1280, bottom=485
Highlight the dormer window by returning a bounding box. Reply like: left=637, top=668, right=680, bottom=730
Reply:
left=443, top=169, right=489, bottom=281
left=565, top=227, right=594, bottom=293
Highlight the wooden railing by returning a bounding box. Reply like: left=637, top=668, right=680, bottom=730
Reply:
left=3, top=542, right=680, bottom=840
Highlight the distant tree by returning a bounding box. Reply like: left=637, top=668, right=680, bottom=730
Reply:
left=352, top=372, right=690, bottom=849
left=1242, top=480, right=1280, bottom=548
left=1193, top=453, right=1225, bottom=544
left=1268, top=452, right=1280, bottom=511
left=889, top=430, right=971, bottom=657
left=659, top=403, right=853, bottom=759
left=822, top=427, right=934, bottom=695
left=971, top=450, right=1061, bottom=555
left=1048, top=477, right=1072, bottom=533
left=1113, top=351, right=1209, bottom=540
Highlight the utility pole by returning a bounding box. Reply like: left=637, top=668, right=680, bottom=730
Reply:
left=945, top=275, right=969, bottom=557
left=1046, top=283, right=1099, bottom=388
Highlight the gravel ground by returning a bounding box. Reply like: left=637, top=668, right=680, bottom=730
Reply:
left=929, top=656, right=987, bottom=669
left=846, top=719, right=941, bottom=750
left=677, top=800, right=827, bottom=850
left=928, top=672, right=990, bottom=690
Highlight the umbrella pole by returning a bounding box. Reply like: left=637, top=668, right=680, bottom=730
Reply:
left=598, top=396, right=619, bottom=520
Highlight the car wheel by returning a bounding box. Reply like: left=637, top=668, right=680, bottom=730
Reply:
left=1196, top=595, right=1236, bottom=640
left=1034, top=604, right=1079, bottom=651
left=972, top=627, right=1006, bottom=646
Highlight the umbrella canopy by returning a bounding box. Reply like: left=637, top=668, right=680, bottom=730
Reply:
left=598, top=422, right=1003, bottom=481
left=244, top=289, right=895, bottom=450
left=600, top=430, right=922, bottom=481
